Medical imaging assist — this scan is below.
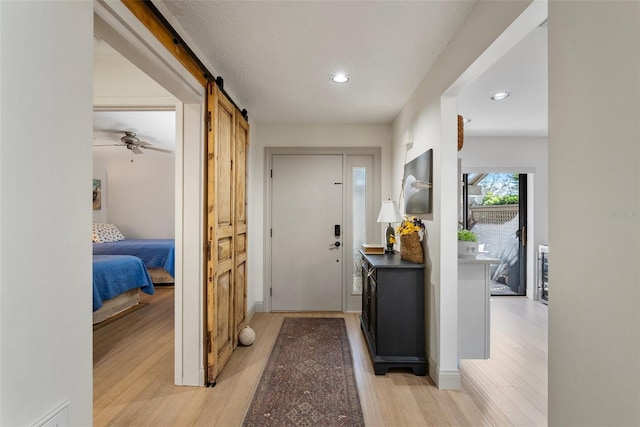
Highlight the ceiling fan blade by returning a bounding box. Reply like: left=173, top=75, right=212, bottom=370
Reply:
left=93, top=143, right=124, bottom=147
left=93, top=137, right=120, bottom=144
left=132, top=147, right=143, bottom=154
left=141, top=145, right=173, bottom=154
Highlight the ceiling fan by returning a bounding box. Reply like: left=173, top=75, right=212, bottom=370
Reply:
left=93, top=131, right=173, bottom=155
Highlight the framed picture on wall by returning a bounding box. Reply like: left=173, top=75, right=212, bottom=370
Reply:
left=403, top=149, right=433, bottom=214
left=93, top=179, right=102, bottom=210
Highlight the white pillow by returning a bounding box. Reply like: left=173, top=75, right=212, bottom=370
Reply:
left=92, top=223, right=125, bottom=243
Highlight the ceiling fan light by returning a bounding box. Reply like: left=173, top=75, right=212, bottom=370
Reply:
left=491, top=91, right=511, bottom=101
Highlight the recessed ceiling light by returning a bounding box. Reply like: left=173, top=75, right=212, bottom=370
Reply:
left=331, top=73, right=349, bottom=84
left=462, top=117, right=471, bottom=124
left=491, top=91, right=511, bottom=101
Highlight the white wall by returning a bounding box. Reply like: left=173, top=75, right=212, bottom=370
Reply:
left=248, top=124, right=392, bottom=313
left=548, top=2, right=640, bottom=425
left=392, top=1, right=533, bottom=389
left=93, top=151, right=175, bottom=239
left=93, top=29, right=177, bottom=239
left=0, top=1, right=93, bottom=425
left=459, top=136, right=548, bottom=298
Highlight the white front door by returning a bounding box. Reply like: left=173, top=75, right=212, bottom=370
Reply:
left=271, top=154, right=343, bottom=311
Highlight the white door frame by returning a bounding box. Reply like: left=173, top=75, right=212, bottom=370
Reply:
left=94, top=0, right=206, bottom=386
left=264, top=147, right=381, bottom=313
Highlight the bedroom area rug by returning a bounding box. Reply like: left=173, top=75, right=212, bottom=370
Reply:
left=243, top=317, right=364, bottom=426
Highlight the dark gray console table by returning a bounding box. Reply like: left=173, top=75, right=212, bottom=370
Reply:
left=360, top=250, right=426, bottom=376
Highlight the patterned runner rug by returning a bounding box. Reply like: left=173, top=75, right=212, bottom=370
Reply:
left=243, top=317, right=364, bottom=426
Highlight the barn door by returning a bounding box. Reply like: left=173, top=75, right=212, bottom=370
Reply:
left=233, top=113, right=249, bottom=342
left=206, top=83, right=235, bottom=383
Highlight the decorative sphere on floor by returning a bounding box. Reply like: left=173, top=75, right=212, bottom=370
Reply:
left=239, top=326, right=256, bottom=346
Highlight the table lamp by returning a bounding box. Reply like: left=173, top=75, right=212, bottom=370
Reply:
left=377, top=199, right=403, bottom=253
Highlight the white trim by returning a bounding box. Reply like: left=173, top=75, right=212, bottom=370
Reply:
left=462, top=166, right=536, bottom=174
left=248, top=301, right=264, bottom=323
left=429, top=356, right=461, bottom=390
left=94, top=0, right=206, bottom=386
left=439, top=95, right=460, bottom=381
left=437, top=371, right=462, bottom=390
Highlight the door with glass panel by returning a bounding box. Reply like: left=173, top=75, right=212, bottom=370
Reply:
left=462, top=172, right=528, bottom=296
left=269, top=152, right=376, bottom=312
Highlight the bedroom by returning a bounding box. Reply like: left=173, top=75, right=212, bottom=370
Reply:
left=92, top=38, right=177, bottom=322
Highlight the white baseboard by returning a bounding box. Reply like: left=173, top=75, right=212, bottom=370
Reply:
left=429, top=356, right=461, bottom=390
left=248, top=301, right=264, bottom=322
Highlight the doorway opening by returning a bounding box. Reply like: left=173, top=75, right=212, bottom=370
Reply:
left=462, top=172, right=527, bottom=296
left=94, top=2, right=207, bottom=386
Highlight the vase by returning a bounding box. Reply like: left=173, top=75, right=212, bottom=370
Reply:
left=458, top=241, right=479, bottom=258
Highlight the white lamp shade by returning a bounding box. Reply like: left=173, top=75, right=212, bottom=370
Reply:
left=377, top=200, right=403, bottom=223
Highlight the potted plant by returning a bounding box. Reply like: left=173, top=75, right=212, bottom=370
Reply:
left=458, top=229, right=479, bottom=258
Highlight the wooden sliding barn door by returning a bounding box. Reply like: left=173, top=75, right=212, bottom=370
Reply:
left=233, top=113, right=249, bottom=344
left=205, top=82, right=249, bottom=384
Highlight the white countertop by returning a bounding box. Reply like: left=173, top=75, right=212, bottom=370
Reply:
left=458, top=254, right=502, bottom=264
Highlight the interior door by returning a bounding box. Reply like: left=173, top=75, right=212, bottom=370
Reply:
left=206, top=84, right=235, bottom=382
left=271, top=154, right=343, bottom=311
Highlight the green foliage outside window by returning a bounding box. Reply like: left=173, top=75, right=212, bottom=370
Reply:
left=482, top=191, right=519, bottom=206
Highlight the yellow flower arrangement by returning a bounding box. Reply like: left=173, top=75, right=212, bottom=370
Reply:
left=396, top=216, right=425, bottom=236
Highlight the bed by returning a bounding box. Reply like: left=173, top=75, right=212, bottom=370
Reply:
left=92, top=239, right=175, bottom=283
left=92, top=223, right=175, bottom=284
left=93, top=255, right=155, bottom=324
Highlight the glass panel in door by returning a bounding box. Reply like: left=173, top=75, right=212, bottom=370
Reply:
left=463, top=173, right=527, bottom=296
left=351, top=167, right=367, bottom=294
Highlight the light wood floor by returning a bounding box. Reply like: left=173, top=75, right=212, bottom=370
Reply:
left=94, top=288, right=548, bottom=426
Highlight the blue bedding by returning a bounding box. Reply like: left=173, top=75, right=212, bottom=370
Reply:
left=93, top=239, right=175, bottom=277
left=93, top=255, right=154, bottom=312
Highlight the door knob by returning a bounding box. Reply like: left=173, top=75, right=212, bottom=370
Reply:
left=329, top=242, right=341, bottom=249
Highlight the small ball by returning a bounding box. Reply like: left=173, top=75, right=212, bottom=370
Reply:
left=238, top=326, right=256, bottom=346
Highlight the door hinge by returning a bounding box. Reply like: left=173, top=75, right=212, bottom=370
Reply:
left=207, top=333, right=212, bottom=353
left=270, top=169, right=273, bottom=178
left=270, top=228, right=272, bottom=238
left=270, top=287, right=272, bottom=297
left=207, top=111, right=212, bottom=132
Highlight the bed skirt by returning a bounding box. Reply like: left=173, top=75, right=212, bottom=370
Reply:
left=147, top=268, right=174, bottom=284
left=93, top=289, right=140, bottom=324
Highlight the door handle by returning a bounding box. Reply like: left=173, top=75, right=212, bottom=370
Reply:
left=329, top=241, right=341, bottom=250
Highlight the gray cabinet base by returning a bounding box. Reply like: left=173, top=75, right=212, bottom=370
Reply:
left=360, top=316, right=427, bottom=376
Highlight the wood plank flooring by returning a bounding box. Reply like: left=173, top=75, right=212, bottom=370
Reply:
left=94, top=289, right=547, bottom=426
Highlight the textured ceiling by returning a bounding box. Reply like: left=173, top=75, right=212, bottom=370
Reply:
left=458, top=23, right=548, bottom=137
left=161, top=0, right=478, bottom=124
left=94, top=2, right=548, bottom=139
